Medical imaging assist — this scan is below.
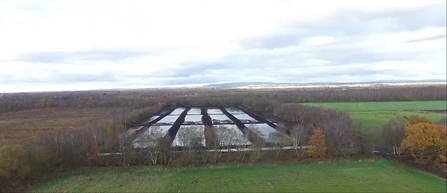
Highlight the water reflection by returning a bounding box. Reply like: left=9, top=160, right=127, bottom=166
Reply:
left=210, top=114, right=233, bottom=124
left=172, top=126, right=206, bottom=147
left=232, top=114, right=257, bottom=123
left=157, top=115, right=179, bottom=124
left=214, top=124, right=251, bottom=146
left=141, top=116, right=159, bottom=125
left=207, top=108, right=224, bottom=114
left=133, top=125, right=171, bottom=148
left=187, top=108, right=202, bottom=115
left=184, top=115, right=203, bottom=124
left=225, top=107, right=244, bottom=114
left=170, top=108, right=186, bottom=115
left=246, top=123, right=288, bottom=143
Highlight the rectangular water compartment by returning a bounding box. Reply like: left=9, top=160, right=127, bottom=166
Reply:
left=267, top=118, right=278, bottom=123
left=120, top=126, right=144, bottom=139
left=232, top=113, right=258, bottom=123
left=214, top=124, right=251, bottom=146
left=141, top=116, right=160, bottom=125
left=156, top=115, right=179, bottom=125
left=187, top=108, right=202, bottom=115
left=184, top=115, right=203, bottom=124
left=210, top=114, right=233, bottom=124
left=170, top=107, right=186, bottom=115
left=225, top=107, right=244, bottom=114
left=132, top=125, right=171, bottom=148
left=207, top=108, right=223, bottom=114
left=245, top=123, right=289, bottom=143
left=172, top=125, right=205, bottom=147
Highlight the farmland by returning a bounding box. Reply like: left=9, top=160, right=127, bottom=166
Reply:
left=0, top=107, right=141, bottom=145
left=303, top=101, right=447, bottom=127
left=1, top=85, right=446, bottom=192
left=30, top=159, right=446, bottom=193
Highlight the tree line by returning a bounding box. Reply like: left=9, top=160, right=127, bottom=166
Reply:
left=1, top=85, right=445, bottom=113
left=1, top=85, right=446, bottom=192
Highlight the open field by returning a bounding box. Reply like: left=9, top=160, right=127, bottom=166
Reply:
left=0, top=107, right=136, bottom=144
left=30, top=159, right=446, bottom=193
left=304, top=101, right=447, bottom=127
left=303, top=101, right=447, bottom=111
left=349, top=111, right=445, bottom=127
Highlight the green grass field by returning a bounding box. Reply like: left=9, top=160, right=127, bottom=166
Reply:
left=304, top=101, right=447, bottom=127
left=30, top=159, right=446, bottom=193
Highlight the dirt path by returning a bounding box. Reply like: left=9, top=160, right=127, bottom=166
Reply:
left=375, top=146, right=446, bottom=179
left=391, top=155, right=446, bottom=179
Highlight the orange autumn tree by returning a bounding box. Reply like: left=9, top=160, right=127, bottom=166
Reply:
left=408, top=115, right=431, bottom=125
left=401, top=122, right=447, bottom=163
left=307, top=128, right=327, bottom=158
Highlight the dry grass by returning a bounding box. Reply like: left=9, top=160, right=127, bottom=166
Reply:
left=0, top=107, right=139, bottom=145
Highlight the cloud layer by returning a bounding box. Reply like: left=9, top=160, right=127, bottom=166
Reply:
left=1, top=0, right=446, bottom=92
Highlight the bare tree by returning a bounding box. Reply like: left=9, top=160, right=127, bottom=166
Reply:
left=212, top=126, right=232, bottom=162
left=247, top=126, right=264, bottom=162
left=204, top=125, right=218, bottom=148
left=137, top=126, right=165, bottom=165
left=268, top=131, right=288, bottom=157
left=382, top=116, right=408, bottom=155
left=157, top=136, right=172, bottom=165
left=233, top=131, right=249, bottom=162
left=176, top=126, right=205, bottom=165
left=362, top=126, right=382, bottom=154
left=290, top=124, right=308, bottom=157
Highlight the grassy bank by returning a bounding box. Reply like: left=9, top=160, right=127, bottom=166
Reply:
left=304, top=101, right=446, bottom=127
left=30, top=159, right=446, bottom=192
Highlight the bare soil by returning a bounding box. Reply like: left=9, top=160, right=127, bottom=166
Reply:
left=391, top=155, right=446, bottom=179
left=374, top=146, right=446, bottom=179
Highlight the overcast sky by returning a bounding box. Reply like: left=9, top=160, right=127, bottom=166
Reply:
left=1, top=0, right=446, bottom=92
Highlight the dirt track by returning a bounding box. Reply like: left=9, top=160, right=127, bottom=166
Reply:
left=375, top=146, right=446, bottom=179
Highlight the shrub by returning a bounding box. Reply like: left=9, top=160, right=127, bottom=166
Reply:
left=408, top=115, right=431, bottom=125
left=307, top=128, right=328, bottom=158
left=0, top=145, right=31, bottom=186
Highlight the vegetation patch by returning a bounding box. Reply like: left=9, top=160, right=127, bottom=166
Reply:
left=303, top=101, right=447, bottom=127
left=30, top=159, right=446, bottom=193
left=303, top=101, right=447, bottom=111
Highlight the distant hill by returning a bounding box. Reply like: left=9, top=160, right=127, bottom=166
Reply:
left=205, top=82, right=282, bottom=88
left=204, top=80, right=446, bottom=88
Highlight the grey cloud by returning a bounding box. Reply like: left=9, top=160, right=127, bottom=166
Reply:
left=159, top=76, right=219, bottom=85
left=53, top=73, right=120, bottom=83
left=163, top=40, right=436, bottom=84
left=307, top=68, right=383, bottom=78
left=0, top=74, right=15, bottom=83
left=406, top=34, right=446, bottom=43
left=242, top=4, right=446, bottom=50
left=305, top=46, right=412, bottom=65
left=132, top=71, right=191, bottom=79
left=240, top=35, right=304, bottom=50
left=229, top=5, right=446, bottom=80
left=17, top=49, right=148, bottom=63
left=6, top=73, right=120, bottom=84
left=131, top=64, right=213, bottom=80
left=4, top=2, right=445, bottom=90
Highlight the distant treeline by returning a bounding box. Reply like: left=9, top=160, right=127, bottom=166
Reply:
left=1, top=86, right=445, bottom=114
left=167, top=85, right=446, bottom=112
